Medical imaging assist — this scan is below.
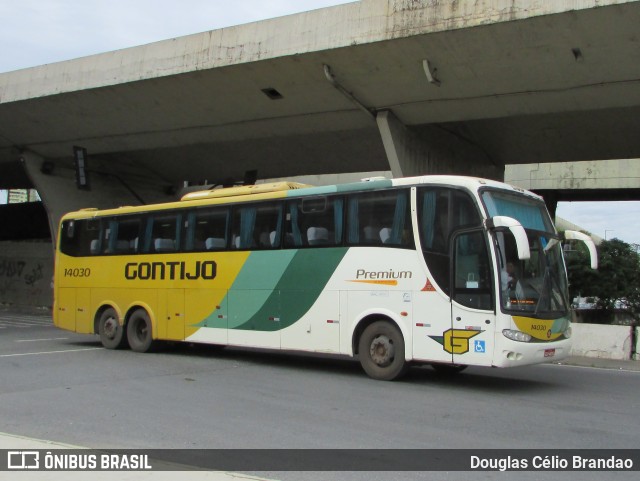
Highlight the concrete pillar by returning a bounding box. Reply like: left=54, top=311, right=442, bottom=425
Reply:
left=20, top=151, right=167, bottom=243
left=376, top=110, right=411, bottom=178
left=376, top=110, right=504, bottom=180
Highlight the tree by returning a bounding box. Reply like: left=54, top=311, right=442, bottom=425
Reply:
left=565, top=237, right=640, bottom=324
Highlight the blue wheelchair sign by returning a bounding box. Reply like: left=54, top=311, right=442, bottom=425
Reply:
left=474, top=340, right=486, bottom=353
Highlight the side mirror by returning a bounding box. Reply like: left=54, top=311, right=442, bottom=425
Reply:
left=485, top=216, right=531, bottom=260
left=564, top=230, right=598, bottom=269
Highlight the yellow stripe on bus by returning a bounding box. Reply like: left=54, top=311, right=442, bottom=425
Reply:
left=348, top=279, right=398, bottom=286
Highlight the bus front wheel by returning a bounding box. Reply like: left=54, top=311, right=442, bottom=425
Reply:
left=358, top=321, right=407, bottom=381
left=98, top=308, right=128, bottom=350
left=127, top=309, right=155, bottom=353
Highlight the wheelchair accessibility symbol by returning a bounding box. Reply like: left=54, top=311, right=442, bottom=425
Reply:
left=474, top=340, right=486, bottom=353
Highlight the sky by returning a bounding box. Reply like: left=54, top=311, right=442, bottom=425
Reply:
left=0, top=0, right=638, bottom=246
left=556, top=201, right=640, bottom=246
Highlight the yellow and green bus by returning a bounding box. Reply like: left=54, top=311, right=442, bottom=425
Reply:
left=54, top=175, right=596, bottom=380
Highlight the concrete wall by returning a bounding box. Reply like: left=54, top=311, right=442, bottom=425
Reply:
left=569, top=323, right=634, bottom=360
left=0, top=241, right=53, bottom=309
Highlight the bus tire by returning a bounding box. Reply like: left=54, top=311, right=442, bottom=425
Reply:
left=98, top=308, right=128, bottom=350
left=127, top=309, right=155, bottom=353
left=358, top=320, right=407, bottom=381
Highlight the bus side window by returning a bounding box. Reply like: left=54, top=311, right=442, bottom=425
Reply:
left=100, top=219, right=116, bottom=254
left=419, top=188, right=482, bottom=295
left=453, top=230, right=492, bottom=310
left=60, top=220, right=78, bottom=256
left=60, top=219, right=102, bottom=257
left=83, top=220, right=101, bottom=256
left=453, top=192, right=481, bottom=230
left=145, top=213, right=181, bottom=253
left=96, top=216, right=141, bottom=254
left=347, top=190, right=412, bottom=247
left=185, top=207, right=229, bottom=251
left=284, top=196, right=343, bottom=248
left=256, top=203, right=283, bottom=249
left=231, top=202, right=282, bottom=250
left=114, top=216, right=141, bottom=254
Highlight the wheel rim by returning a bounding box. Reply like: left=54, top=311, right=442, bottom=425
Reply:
left=133, top=318, right=148, bottom=343
left=369, top=334, right=395, bottom=367
left=103, top=316, right=118, bottom=340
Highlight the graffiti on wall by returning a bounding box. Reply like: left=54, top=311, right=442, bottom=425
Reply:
left=0, top=256, right=52, bottom=307
left=0, top=259, right=27, bottom=278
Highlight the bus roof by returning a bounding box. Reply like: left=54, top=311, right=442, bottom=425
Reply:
left=60, top=175, right=542, bottom=220
left=180, top=182, right=312, bottom=201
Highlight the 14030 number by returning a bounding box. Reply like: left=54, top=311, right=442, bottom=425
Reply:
left=64, top=268, right=91, bottom=277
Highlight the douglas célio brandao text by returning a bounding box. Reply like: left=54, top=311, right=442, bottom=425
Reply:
left=470, top=454, right=634, bottom=471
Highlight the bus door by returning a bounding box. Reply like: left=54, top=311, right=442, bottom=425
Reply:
left=158, top=288, right=184, bottom=340
left=55, top=287, right=91, bottom=333
left=56, top=288, right=77, bottom=332
left=450, top=230, right=495, bottom=367
left=75, top=288, right=92, bottom=333
left=412, top=282, right=452, bottom=364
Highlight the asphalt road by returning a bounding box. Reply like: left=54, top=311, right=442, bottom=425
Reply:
left=1, top=312, right=639, bottom=480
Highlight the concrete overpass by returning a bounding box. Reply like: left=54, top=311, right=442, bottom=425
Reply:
left=2, top=0, right=640, bottom=234
left=505, top=159, right=640, bottom=216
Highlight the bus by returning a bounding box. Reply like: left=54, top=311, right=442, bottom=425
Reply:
left=54, top=175, right=597, bottom=380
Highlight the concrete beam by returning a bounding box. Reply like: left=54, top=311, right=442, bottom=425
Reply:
left=3, top=0, right=640, bottom=183
left=505, top=159, right=640, bottom=221
left=506, top=160, right=640, bottom=192
left=3, top=0, right=625, bottom=103
left=505, top=159, right=640, bottom=209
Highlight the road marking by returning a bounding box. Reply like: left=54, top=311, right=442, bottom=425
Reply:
left=0, top=314, right=52, bottom=329
left=0, top=348, right=102, bottom=358
left=15, top=338, right=69, bottom=342
left=0, top=321, right=50, bottom=327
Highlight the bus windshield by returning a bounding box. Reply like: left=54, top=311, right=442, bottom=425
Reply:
left=482, top=190, right=570, bottom=317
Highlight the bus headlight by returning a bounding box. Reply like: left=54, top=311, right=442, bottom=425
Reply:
left=564, top=326, right=572, bottom=339
left=502, top=329, right=532, bottom=343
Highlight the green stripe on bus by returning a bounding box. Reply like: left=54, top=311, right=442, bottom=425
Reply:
left=192, top=248, right=347, bottom=331
left=286, top=179, right=392, bottom=198
left=232, top=248, right=348, bottom=332
left=193, top=250, right=296, bottom=329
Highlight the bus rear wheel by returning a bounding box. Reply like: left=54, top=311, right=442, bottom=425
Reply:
left=127, top=309, right=155, bottom=353
left=358, top=321, right=407, bottom=381
left=98, top=308, right=128, bottom=349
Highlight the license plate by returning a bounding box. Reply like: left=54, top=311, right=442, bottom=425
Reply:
left=544, top=349, right=556, bottom=358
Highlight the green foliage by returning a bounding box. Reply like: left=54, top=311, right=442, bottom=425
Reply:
left=565, top=237, right=640, bottom=323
